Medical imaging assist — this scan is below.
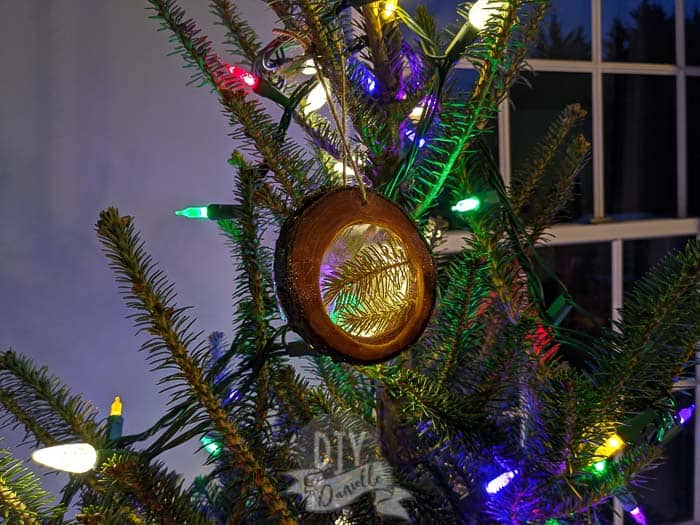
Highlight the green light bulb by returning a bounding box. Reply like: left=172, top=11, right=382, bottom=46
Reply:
left=200, top=435, right=222, bottom=457
left=451, top=196, right=481, bottom=213
left=592, top=459, right=607, bottom=474
left=175, top=206, right=209, bottom=219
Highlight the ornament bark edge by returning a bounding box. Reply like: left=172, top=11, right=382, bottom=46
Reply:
left=274, top=187, right=436, bottom=364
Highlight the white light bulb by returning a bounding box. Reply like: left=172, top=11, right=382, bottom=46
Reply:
left=408, top=104, right=425, bottom=123
left=485, top=469, right=518, bottom=494
left=408, top=96, right=436, bottom=123
left=301, top=58, right=317, bottom=76
left=32, top=443, right=97, bottom=473
left=332, top=160, right=356, bottom=178
left=469, top=0, right=506, bottom=31
left=302, top=81, right=328, bottom=115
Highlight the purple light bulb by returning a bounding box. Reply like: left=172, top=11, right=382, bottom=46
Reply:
left=678, top=404, right=695, bottom=425
left=629, top=506, right=647, bottom=525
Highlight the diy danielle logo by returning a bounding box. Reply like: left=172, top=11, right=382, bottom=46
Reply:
left=285, top=421, right=412, bottom=520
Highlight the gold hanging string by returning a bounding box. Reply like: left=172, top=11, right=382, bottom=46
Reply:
left=314, top=62, right=367, bottom=204
left=340, top=53, right=348, bottom=187
left=274, top=27, right=367, bottom=202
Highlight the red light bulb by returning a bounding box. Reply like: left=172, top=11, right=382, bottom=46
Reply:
left=227, top=65, right=259, bottom=90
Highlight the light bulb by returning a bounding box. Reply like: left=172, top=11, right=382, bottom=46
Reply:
left=629, top=507, right=647, bottom=525
left=302, top=81, right=328, bottom=114
left=107, top=395, right=124, bottom=441
left=451, top=196, right=482, bottom=213
left=469, top=0, right=507, bottom=31
left=301, top=59, right=317, bottom=76
left=363, top=72, right=377, bottom=94
left=408, top=105, right=425, bottom=123
left=226, top=65, right=259, bottom=89
left=607, top=435, right=622, bottom=448
left=332, top=160, right=356, bottom=178
left=408, top=95, right=436, bottom=123
left=592, top=459, right=607, bottom=474
left=200, top=435, right=222, bottom=457
left=593, top=432, right=625, bottom=460
left=382, top=0, right=398, bottom=18
left=678, top=404, right=695, bottom=425
left=175, top=206, right=209, bottom=219
left=110, top=396, right=122, bottom=417
left=485, top=469, right=517, bottom=494
left=32, top=443, right=97, bottom=473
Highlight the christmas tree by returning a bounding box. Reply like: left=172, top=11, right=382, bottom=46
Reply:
left=1, top=1, right=699, bottom=523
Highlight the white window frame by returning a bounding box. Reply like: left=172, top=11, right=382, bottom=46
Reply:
left=446, top=0, right=700, bottom=522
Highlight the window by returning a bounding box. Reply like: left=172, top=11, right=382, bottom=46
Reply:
left=602, top=0, right=675, bottom=64
left=603, top=73, right=676, bottom=218
left=438, top=1, right=700, bottom=523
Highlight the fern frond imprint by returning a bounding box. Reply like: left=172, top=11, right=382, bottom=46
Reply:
left=320, top=224, right=417, bottom=338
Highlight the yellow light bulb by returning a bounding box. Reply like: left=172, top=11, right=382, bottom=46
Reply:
left=593, top=432, right=625, bottom=460
left=110, top=395, right=122, bottom=417
left=382, top=0, right=398, bottom=18
left=607, top=435, right=622, bottom=449
left=32, top=443, right=97, bottom=473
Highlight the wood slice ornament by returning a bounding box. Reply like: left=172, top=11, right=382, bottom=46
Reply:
left=274, top=187, right=436, bottom=363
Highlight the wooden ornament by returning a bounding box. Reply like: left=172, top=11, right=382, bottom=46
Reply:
left=274, top=187, right=436, bottom=364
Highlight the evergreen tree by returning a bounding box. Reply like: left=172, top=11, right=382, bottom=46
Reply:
left=533, top=12, right=590, bottom=60
left=603, top=0, right=675, bottom=62
left=1, top=1, right=699, bottom=523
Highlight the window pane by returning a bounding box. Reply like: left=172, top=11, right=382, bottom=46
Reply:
left=689, top=77, right=700, bottom=217
left=624, top=237, right=694, bottom=294
left=531, top=0, right=591, bottom=60
left=537, top=243, right=611, bottom=368
left=603, top=0, right=675, bottom=63
left=510, top=72, right=593, bottom=222
left=603, top=74, right=676, bottom=218
left=687, top=0, right=700, bottom=65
